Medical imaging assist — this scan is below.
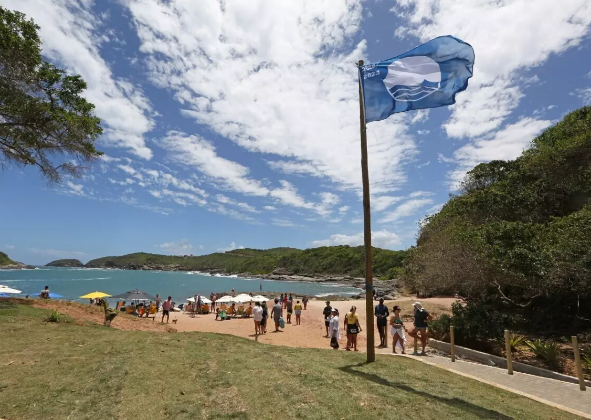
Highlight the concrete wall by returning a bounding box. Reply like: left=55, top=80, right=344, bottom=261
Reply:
left=429, top=339, right=591, bottom=387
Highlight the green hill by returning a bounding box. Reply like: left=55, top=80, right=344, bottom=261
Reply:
left=46, top=259, right=84, bottom=267
left=405, top=107, right=591, bottom=326
left=85, top=246, right=408, bottom=278
left=0, top=251, right=15, bottom=266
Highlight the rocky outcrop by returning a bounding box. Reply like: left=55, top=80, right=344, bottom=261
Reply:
left=46, top=259, right=84, bottom=268
left=0, top=261, right=35, bottom=270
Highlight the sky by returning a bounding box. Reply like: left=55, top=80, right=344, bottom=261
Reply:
left=1, top=0, right=591, bottom=265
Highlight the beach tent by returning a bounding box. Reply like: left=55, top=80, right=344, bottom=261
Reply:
left=216, top=295, right=236, bottom=304
left=187, top=296, right=212, bottom=304
left=0, top=285, right=22, bottom=294
left=233, top=293, right=255, bottom=304
left=111, top=289, right=155, bottom=301
left=251, top=295, right=269, bottom=302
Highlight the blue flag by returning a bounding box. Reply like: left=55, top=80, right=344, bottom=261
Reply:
left=361, top=36, right=475, bottom=123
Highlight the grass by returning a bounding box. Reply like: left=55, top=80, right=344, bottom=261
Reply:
left=0, top=301, right=578, bottom=420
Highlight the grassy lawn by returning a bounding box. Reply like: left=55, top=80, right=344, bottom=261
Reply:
left=0, top=301, right=578, bottom=420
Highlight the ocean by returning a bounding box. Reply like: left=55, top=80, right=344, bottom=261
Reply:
left=0, top=267, right=361, bottom=303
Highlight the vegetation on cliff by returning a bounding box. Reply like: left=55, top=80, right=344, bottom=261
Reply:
left=0, top=251, right=15, bottom=266
left=45, top=259, right=84, bottom=267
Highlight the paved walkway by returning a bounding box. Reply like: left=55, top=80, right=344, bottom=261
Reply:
left=376, top=347, right=590, bottom=418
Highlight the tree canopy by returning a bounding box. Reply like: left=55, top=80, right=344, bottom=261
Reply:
left=404, top=107, right=591, bottom=327
left=0, top=6, right=102, bottom=183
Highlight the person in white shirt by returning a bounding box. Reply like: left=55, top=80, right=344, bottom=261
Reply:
left=252, top=301, right=264, bottom=335
left=329, top=308, right=341, bottom=350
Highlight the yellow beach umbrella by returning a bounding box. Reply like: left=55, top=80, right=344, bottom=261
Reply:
left=79, top=291, right=112, bottom=299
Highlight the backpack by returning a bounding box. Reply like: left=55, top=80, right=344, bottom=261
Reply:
left=279, top=317, right=285, bottom=329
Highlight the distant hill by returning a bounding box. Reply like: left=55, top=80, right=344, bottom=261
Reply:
left=0, top=251, right=15, bottom=266
left=46, top=259, right=84, bottom=268
left=85, top=246, right=408, bottom=278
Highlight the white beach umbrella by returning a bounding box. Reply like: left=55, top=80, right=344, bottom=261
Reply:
left=0, top=285, right=22, bottom=294
left=233, top=293, right=254, bottom=304
left=251, top=295, right=269, bottom=302
left=216, top=295, right=236, bottom=304
left=187, top=296, right=212, bottom=304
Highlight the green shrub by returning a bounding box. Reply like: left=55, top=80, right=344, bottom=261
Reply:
left=451, top=300, right=513, bottom=345
left=45, top=309, right=61, bottom=323
left=429, top=314, right=451, bottom=341
left=525, top=339, right=562, bottom=369
left=509, top=334, right=525, bottom=353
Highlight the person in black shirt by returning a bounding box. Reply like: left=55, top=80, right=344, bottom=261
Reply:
left=409, top=302, right=432, bottom=354
left=375, top=298, right=389, bottom=348
left=323, top=301, right=332, bottom=337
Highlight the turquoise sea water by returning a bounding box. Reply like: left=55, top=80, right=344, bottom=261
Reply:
left=0, top=267, right=361, bottom=303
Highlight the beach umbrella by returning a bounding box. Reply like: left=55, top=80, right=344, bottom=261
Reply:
left=216, top=295, right=236, bottom=304
left=251, top=295, right=269, bottom=302
left=187, top=296, right=212, bottom=304
left=111, top=289, right=155, bottom=301
left=80, top=291, right=112, bottom=299
left=233, top=293, right=254, bottom=304
left=0, top=285, right=22, bottom=294
left=48, top=293, right=63, bottom=299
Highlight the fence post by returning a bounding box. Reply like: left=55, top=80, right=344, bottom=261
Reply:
left=504, top=330, right=513, bottom=375
left=572, top=336, right=586, bottom=391
left=450, top=325, right=456, bottom=362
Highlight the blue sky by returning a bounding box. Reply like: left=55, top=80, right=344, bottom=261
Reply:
left=2, top=0, right=591, bottom=265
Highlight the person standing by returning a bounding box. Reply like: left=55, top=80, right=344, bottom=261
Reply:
left=283, top=293, right=288, bottom=310
left=286, top=298, right=293, bottom=324
left=329, top=308, right=340, bottom=350
left=294, top=300, right=303, bottom=325
left=261, top=302, right=268, bottom=334
left=253, top=301, right=263, bottom=335
left=280, top=293, right=284, bottom=308
left=375, top=298, right=390, bottom=348
left=161, top=296, right=173, bottom=323
left=390, top=305, right=406, bottom=354
left=346, top=306, right=362, bottom=352
left=408, top=302, right=432, bottom=355
left=259, top=282, right=262, bottom=292
left=302, top=295, right=308, bottom=310
left=155, top=294, right=162, bottom=311
left=322, top=301, right=332, bottom=337
left=39, top=286, right=50, bottom=299
left=271, top=298, right=283, bottom=332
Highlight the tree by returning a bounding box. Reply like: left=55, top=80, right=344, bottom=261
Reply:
left=0, top=6, right=102, bottom=183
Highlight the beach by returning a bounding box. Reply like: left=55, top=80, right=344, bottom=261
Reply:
left=172, top=296, right=457, bottom=351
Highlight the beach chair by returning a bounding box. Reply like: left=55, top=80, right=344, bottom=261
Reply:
left=147, top=305, right=157, bottom=321
left=126, top=305, right=135, bottom=315
left=220, top=304, right=227, bottom=311
left=202, top=304, right=210, bottom=314
left=244, top=306, right=252, bottom=318
left=226, top=306, right=235, bottom=316
left=237, top=306, right=245, bottom=317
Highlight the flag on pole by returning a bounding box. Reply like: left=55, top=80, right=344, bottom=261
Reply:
left=360, top=36, right=475, bottom=123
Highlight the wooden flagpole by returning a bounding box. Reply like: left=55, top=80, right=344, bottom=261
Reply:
left=358, top=60, right=375, bottom=363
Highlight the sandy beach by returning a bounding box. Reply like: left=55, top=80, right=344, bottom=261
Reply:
left=172, top=296, right=457, bottom=351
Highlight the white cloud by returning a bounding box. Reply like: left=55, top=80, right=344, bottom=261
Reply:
left=448, top=117, right=552, bottom=188
left=372, top=195, right=404, bottom=212
left=379, top=198, right=434, bottom=224
left=576, top=87, right=591, bottom=105
left=125, top=0, right=416, bottom=194
left=216, top=194, right=258, bottom=213
left=142, top=169, right=207, bottom=197
left=338, top=206, right=350, bottom=214
left=29, top=248, right=86, bottom=258
left=66, top=181, right=84, bottom=195
left=217, top=242, right=245, bottom=253
left=264, top=206, right=277, bottom=211
left=411, top=109, right=430, bottom=124
left=312, top=229, right=401, bottom=249
left=149, top=189, right=207, bottom=206
left=5, top=0, right=155, bottom=159
left=160, top=131, right=269, bottom=196
left=269, top=180, right=339, bottom=216
left=157, top=239, right=194, bottom=255
left=272, top=218, right=299, bottom=227
left=417, top=130, right=430, bottom=135
left=4, top=245, right=15, bottom=250
left=109, top=178, right=135, bottom=186
left=350, top=218, right=363, bottom=224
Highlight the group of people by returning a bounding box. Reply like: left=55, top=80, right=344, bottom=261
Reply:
left=324, top=299, right=432, bottom=354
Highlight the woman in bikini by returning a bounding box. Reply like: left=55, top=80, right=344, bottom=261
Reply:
left=390, top=305, right=406, bottom=354
left=345, top=306, right=362, bottom=351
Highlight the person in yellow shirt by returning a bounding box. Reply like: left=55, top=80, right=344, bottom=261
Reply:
left=345, top=306, right=362, bottom=351
left=294, top=300, right=303, bottom=325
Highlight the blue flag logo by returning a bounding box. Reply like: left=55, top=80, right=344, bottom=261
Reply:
left=361, top=36, right=475, bottom=123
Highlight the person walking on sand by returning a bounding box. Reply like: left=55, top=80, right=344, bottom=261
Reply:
left=329, top=308, right=340, bottom=349
left=253, top=301, right=263, bottom=335
left=323, top=301, right=332, bottom=337
left=302, top=295, right=308, bottom=310
left=390, top=305, right=406, bottom=354
left=286, top=298, right=293, bottom=324
left=271, top=298, right=282, bottom=332
left=283, top=293, right=288, bottom=309
left=345, top=306, right=362, bottom=351
left=408, top=302, right=432, bottom=355
left=280, top=293, right=284, bottom=308
left=375, top=298, right=389, bottom=348
left=261, top=301, right=268, bottom=334
left=161, top=296, right=173, bottom=323
left=155, top=294, right=162, bottom=311
left=294, top=300, right=303, bottom=325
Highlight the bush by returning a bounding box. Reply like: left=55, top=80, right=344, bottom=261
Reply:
left=525, top=339, right=563, bottom=370
left=509, top=334, right=525, bottom=353
left=451, top=300, right=514, bottom=346
left=45, top=309, right=61, bottom=323
left=429, top=314, right=451, bottom=341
